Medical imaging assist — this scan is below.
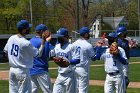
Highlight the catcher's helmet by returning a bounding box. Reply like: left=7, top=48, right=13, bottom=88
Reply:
left=116, top=26, right=127, bottom=36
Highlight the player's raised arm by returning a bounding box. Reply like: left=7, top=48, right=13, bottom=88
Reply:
left=37, top=31, right=51, bottom=57
left=91, top=41, right=107, bottom=60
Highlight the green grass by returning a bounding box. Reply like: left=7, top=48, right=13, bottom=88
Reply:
left=48, top=61, right=58, bottom=67
left=0, top=80, right=9, bottom=93
left=49, top=69, right=58, bottom=78
left=89, top=66, right=105, bottom=80
left=49, top=63, right=140, bottom=82
left=90, top=57, right=140, bottom=65
left=0, top=63, right=9, bottom=70
left=129, top=64, right=140, bottom=82
left=1, top=57, right=140, bottom=70
left=1, top=59, right=140, bottom=82
left=89, top=64, right=140, bottom=82
left=88, top=85, right=140, bottom=93
left=129, top=57, right=140, bottom=62
left=0, top=80, right=140, bottom=93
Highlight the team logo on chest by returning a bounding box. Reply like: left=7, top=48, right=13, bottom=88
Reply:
left=106, top=54, right=112, bottom=58
left=57, top=52, right=68, bottom=58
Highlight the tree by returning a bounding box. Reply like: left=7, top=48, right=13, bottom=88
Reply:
left=81, top=0, right=90, bottom=26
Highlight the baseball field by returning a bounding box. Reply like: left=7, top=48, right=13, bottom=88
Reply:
left=0, top=57, right=140, bottom=93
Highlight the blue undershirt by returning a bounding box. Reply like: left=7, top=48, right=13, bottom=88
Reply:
left=30, top=37, right=50, bottom=76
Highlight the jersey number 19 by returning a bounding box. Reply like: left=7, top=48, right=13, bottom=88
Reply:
left=11, top=44, right=19, bottom=57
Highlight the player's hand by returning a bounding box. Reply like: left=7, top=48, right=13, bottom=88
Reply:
left=109, top=42, right=119, bottom=55
left=96, top=41, right=102, bottom=47
left=42, top=32, right=47, bottom=41
left=42, top=31, right=51, bottom=42
left=46, top=32, right=52, bottom=42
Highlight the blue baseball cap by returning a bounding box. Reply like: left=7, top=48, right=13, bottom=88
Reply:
left=116, top=26, right=127, bottom=36
left=35, top=24, right=48, bottom=32
left=107, top=32, right=117, bottom=39
left=79, top=27, right=90, bottom=36
left=55, top=28, right=68, bottom=37
left=17, top=20, right=32, bottom=30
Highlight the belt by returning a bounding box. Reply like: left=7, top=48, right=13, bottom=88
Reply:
left=108, top=71, right=120, bottom=76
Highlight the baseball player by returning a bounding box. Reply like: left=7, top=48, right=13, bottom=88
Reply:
left=50, top=27, right=80, bottom=93
left=116, top=26, right=130, bottom=92
left=30, top=24, right=52, bottom=93
left=116, top=26, right=129, bottom=59
left=73, top=27, right=95, bottom=93
left=4, top=20, right=47, bottom=93
left=95, top=32, right=128, bottom=93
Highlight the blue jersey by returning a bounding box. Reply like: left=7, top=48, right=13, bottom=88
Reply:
left=118, top=38, right=129, bottom=59
left=30, top=37, right=50, bottom=75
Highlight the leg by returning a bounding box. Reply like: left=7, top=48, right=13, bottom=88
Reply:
left=104, top=74, right=114, bottom=93
left=31, top=75, right=39, bottom=93
left=78, top=75, right=89, bottom=93
left=18, top=69, right=31, bottom=93
left=65, top=72, right=76, bottom=93
left=9, top=68, right=18, bottom=93
left=37, top=73, right=52, bottom=93
left=75, top=68, right=89, bottom=93
left=53, top=81, right=64, bottom=93
left=53, top=75, right=64, bottom=93
left=115, top=74, right=125, bottom=93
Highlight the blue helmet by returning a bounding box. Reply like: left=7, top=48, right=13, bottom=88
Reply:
left=107, top=32, right=117, bottom=39
left=79, top=27, right=90, bottom=36
left=56, top=27, right=69, bottom=37
left=116, top=26, right=127, bottom=36
left=35, top=24, right=48, bottom=32
left=107, top=32, right=117, bottom=45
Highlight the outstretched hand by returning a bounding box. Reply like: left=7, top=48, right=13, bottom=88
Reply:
left=42, top=31, right=51, bottom=42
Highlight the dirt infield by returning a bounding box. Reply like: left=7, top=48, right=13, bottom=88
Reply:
left=0, top=70, right=140, bottom=88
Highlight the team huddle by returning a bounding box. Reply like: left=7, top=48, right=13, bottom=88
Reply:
left=4, top=20, right=129, bottom=93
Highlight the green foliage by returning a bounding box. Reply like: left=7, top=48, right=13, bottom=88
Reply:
left=0, top=0, right=139, bottom=34
left=0, top=0, right=29, bottom=18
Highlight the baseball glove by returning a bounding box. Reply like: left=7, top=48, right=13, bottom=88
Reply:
left=109, top=42, right=119, bottom=55
left=53, top=57, right=70, bottom=67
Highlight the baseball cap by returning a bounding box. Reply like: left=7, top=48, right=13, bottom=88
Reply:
left=107, top=32, right=117, bottom=39
left=116, top=26, right=127, bottom=36
left=35, top=24, right=48, bottom=32
left=79, top=27, right=90, bottom=36
left=17, top=20, right=32, bottom=30
left=55, top=28, right=68, bottom=37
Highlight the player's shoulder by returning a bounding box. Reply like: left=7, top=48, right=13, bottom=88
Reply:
left=7, top=35, right=19, bottom=43
left=105, top=48, right=109, bottom=52
left=21, top=38, right=31, bottom=47
left=8, top=34, right=17, bottom=40
left=118, top=46, right=125, bottom=52
left=72, top=39, right=80, bottom=44
left=54, top=43, right=60, bottom=49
